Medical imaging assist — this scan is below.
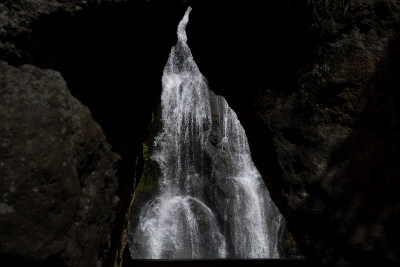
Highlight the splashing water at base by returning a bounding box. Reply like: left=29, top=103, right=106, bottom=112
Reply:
left=128, top=7, right=282, bottom=259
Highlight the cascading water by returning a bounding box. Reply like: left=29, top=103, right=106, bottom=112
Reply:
left=128, top=7, right=282, bottom=259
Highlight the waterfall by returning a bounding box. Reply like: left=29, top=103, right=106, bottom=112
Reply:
left=128, top=7, right=282, bottom=259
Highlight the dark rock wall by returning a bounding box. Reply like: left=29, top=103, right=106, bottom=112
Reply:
left=0, top=1, right=186, bottom=266
left=187, top=0, right=400, bottom=266
left=0, top=61, right=119, bottom=266
left=1, top=0, right=400, bottom=266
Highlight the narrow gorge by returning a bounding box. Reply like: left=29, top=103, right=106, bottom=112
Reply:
left=0, top=1, right=399, bottom=267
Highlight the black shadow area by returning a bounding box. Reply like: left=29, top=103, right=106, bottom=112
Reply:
left=123, top=259, right=312, bottom=267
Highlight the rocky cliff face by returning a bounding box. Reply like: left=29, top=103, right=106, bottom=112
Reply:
left=0, top=61, right=119, bottom=266
left=187, top=0, right=400, bottom=266
left=0, top=1, right=186, bottom=266
left=1, top=0, right=399, bottom=266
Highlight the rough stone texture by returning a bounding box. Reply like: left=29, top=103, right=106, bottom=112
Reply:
left=255, top=4, right=400, bottom=265
left=3, top=0, right=399, bottom=266
left=187, top=0, right=400, bottom=266
left=0, top=1, right=187, bottom=266
left=0, top=0, right=126, bottom=60
left=0, top=61, right=119, bottom=266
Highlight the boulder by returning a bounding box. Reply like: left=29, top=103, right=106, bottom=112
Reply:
left=0, top=61, right=119, bottom=266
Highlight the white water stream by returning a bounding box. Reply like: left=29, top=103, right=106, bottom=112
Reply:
left=129, top=7, right=282, bottom=259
